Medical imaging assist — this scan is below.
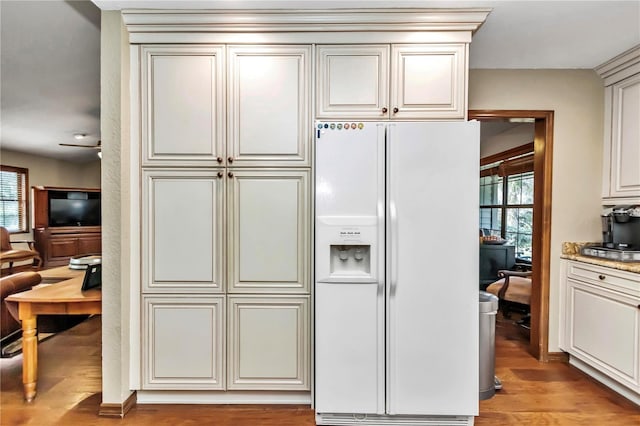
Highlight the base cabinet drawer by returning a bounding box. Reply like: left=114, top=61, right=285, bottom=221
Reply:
left=143, top=296, right=226, bottom=390
left=227, top=295, right=309, bottom=390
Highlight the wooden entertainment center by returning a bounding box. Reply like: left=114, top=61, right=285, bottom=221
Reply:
left=32, top=186, right=101, bottom=267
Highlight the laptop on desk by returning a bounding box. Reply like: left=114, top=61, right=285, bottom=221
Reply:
left=81, top=264, right=102, bottom=291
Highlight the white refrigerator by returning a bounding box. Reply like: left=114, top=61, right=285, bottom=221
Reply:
left=315, top=121, right=480, bottom=425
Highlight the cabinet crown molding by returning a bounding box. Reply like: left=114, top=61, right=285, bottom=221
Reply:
left=122, top=8, right=490, bottom=34
left=595, top=44, right=640, bottom=84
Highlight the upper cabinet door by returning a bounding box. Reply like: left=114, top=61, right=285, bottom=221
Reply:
left=227, top=169, right=309, bottom=293
left=141, top=45, right=225, bottom=167
left=608, top=73, right=640, bottom=199
left=227, top=46, right=311, bottom=167
left=391, top=44, right=467, bottom=120
left=316, top=45, right=390, bottom=119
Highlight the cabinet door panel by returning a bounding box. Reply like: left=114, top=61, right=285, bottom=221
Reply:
left=143, top=296, right=225, bottom=389
left=227, top=170, right=309, bottom=293
left=316, top=45, right=389, bottom=118
left=141, top=45, right=225, bottom=166
left=227, top=296, right=309, bottom=390
left=228, top=46, right=310, bottom=167
left=610, top=73, right=640, bottom=198
left=49, top=239, right=78, bottom=259
left=567, top=279, right=640, bottom=389
left=142, top=170, right=224, bottom=293
left=391, top=44, right=466, bottom=119
left=78, top=236, right=101, bottom=255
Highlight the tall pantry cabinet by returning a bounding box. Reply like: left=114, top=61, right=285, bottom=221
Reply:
left=138, top=45, right=310, bottom=392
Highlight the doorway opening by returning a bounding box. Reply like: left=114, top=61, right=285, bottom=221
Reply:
left=470, top=110, right=554, bottom=362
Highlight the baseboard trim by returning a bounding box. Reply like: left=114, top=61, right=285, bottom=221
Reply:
left=99, top=391, right=137, bottom=418
left=546, top=351, right=569, bottom=363
left=137, top=390, right=311, bottom=405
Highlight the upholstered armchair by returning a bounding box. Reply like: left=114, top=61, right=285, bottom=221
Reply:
left=0, top=227, right=42, bottom=275
left=485, top=266, right=532, bottom=328
left=1, top=271, right=41, bottom=344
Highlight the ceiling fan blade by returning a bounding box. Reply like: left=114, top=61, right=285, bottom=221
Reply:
left=59, top=143, right=101, bottom=149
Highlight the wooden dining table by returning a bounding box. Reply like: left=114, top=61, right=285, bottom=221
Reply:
left=5, top=275, right=101, bottom=402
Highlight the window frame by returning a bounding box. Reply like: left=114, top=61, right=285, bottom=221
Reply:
left=480, top=143, right=534, bottom=261
left=0, top=165, right=30, bottom=233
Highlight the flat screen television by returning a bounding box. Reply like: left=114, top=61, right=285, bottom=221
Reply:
left=48, top=190, right=101, bottom=227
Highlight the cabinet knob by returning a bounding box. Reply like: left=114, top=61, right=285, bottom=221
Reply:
left=393, top=107, right=399, bottom=114
left=217, top=171, right=223, bottom=178
left=598, top=274, right=606, bottom=280
left=216, top=157, right=223, bottom=163
left=228, top=156, right=234, bottom=164
left=382, top=107, right=388, bottom=114
left=228, top=171, right=234, bottom=178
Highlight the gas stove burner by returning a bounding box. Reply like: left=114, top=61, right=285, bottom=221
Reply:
left=581, top=245, right=640, bottom=263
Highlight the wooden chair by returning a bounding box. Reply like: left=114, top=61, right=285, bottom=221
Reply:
left=486, top=266, right=532, bottom=328
left=0, top=227, right=42, bottom=275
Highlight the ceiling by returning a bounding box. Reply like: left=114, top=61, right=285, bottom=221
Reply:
left=1, top=0, right=639, bottom=163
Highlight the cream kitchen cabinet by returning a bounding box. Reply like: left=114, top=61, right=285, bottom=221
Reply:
left=227, top=295, right=310, bottom=390
left=316, top=44, right=467, bottom=120
left=227, top=46, right=311, bottom=167
left=143, top=295, right=226, bottom=390
left=316, top=45, right=389, bottom=119
left=142, top=169, right=225, bottom=294
left=140, top=45, right=226, bottom=167
left=142, top=168, right=309, bottom=294
left=597, top=45, right=640, bottom=204
left=140, top=44, right=311, bottom=168
left=559, top=260, right=640, bottom=404
left=227, top=169, right=309, bottom=294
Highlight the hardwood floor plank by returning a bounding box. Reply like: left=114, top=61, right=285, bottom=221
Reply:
left=1, top=315, right=638, bottom=425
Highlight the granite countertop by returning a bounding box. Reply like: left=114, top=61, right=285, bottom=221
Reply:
left=561, top=242, right=640, bottom=274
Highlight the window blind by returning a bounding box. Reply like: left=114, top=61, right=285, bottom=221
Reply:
left=0, top=166, right=28, bottom=232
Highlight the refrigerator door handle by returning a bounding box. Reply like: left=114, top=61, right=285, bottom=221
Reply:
left=389, top=200, right=398, bottom=296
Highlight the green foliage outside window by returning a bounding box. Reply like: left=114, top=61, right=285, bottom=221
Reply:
left=480, top=170, right=534, bottom=261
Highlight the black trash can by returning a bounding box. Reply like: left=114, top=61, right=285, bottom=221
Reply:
left=479, top=291, right=499, bottom=400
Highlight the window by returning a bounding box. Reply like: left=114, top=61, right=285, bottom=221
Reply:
left=0, top=165, right=29, bottom=233
left=479, top=147, right=534, bottom=261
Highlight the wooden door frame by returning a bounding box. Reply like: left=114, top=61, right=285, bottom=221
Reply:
left=469, top=110, right=554, bottom=362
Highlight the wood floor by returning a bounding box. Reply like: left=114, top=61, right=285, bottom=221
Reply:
left=1, top=315, right=638, bottom=425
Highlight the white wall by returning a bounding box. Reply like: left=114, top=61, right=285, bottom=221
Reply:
left=100, top=10, right=132, bottom=407
left=0, top=149, right=101, bottom=239
left=480, top=123, right=534, bottom=159
left=469, top=69, right=605, bottom=352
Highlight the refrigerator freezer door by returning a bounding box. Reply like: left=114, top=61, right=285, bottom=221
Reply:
left=315, top=121, right=386, bottom=414
left=386, top=122, right=480, bottom=416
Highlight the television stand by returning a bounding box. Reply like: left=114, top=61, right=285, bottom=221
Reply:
left=33, top=226, right=101, bottom=268
left=32, top=186, right=101, bottom=268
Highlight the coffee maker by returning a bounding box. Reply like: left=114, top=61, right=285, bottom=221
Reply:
left=601, top=205, right=640, bottom=249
